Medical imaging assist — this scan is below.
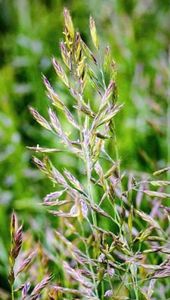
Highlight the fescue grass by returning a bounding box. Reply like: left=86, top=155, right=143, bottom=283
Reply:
left=0, top=1, right=169, bottom=299
left=5, top=8, right=170, bottom=300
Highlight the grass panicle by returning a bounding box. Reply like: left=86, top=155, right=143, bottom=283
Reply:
left=6, top=8, right=170, bottom=300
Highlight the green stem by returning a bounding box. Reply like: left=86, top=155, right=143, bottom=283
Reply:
left=77, top=92, right=97, bottom=226
left=86, top=150, right=97, bottom=226
left=101, top=281, right=104, bottom=299
left=131, top=266, right=139, bottom=300
left=11, top=285, right=14, bottom=300
left=134, top=282, right=139, bottom=300
left=79, top=220, right=99, bottom=298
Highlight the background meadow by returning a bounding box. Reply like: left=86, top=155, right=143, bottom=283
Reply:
left=0, top=0, right=169, bottom=299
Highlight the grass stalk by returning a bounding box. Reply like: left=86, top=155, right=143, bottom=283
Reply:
left=11, top=285, right=14, bottom=300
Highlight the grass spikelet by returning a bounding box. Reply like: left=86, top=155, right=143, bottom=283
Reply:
left=89, top=16, right=99, bottom=50
left=21, top=282, right=31, bottom=299
left=15, top=250, right=36, bottom=276
left=29, top=106, right=52, bottom=131
left=153, top=166, right=170, bottom=176
left=52, top=57, right=69, bottom=87
left=63, top=8, right=74, bottom=39
left=8, top=213, right=42, bottom=300
left=143, top=190, right=170, bottom=199
left=9, top=212, right=23, bottom=290
left=30, top=275, right=52, bottom=299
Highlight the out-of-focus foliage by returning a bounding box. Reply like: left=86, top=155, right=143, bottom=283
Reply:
left=0, top=0, right=169, bottom=298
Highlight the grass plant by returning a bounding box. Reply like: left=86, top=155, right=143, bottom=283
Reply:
left=4, top=7, right=170, bottom=300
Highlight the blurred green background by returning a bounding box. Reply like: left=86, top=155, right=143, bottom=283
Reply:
left=0, top=0, right=169, bottom=294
